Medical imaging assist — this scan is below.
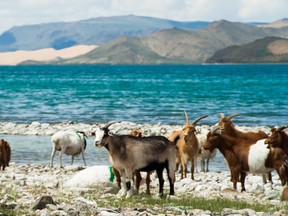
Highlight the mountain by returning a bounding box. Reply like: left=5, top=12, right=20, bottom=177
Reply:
left=52, top=20, right=288, bottom=64
left=205, top=37, right=288, bottom=63
left=258, top=18, right=288, bottom=28
left=3, top=16, right=288, bottom=64
left=0, top=15, right=209, bottom=52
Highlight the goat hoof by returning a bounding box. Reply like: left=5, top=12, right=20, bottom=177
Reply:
left=126, top=187, right=137, bottom=198
left=117, top=189, right=127, bottom=198
left=153, top=194, right=162, bottom=199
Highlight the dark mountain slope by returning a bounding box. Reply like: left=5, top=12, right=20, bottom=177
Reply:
left=206, top=37, right=288, bottom=63
left=57, top=20, right=288, bottom=64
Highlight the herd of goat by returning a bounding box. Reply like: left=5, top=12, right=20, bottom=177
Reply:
left=1, top=113, right=288, bottom=198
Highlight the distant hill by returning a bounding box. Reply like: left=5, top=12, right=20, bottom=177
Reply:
left=0, top=15, right=209, bottom=52
left=258, top=18, right=288, bottom=28
left=52, top=20, right=288, bottom=64
left=205, top=37, right=288, bottom=63
left=2, top=16, right=288, bottom=64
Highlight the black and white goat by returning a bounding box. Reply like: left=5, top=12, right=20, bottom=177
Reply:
left=50, top=131, right=87, bottom=168
left=93, top=122, right=179, bottom=197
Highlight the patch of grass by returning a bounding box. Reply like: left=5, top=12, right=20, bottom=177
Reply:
left=0, top=208, right=30, bottom=216
left=87, top=188, right=288, bottom=214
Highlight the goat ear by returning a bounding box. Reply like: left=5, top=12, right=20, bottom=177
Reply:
left=108, top=131, right=114, bottom=136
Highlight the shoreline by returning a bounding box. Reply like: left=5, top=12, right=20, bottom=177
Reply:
left=0, top=163, right=287, bottom=215
left=0, top=121, right=272, bottom=137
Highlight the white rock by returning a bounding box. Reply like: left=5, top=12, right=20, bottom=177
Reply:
left=64, top=165, right=111, bottom=188
left=74, top=197, right=97, bottom=207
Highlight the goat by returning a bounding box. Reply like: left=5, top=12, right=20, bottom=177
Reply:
left=265, top=126, right=288, bottom=177
left=94, top=121, right=179, bottom=198
left=0, top=139, right=11, bottom=171
left=196, top=131, right=216, bottom=172
left=217, top=113, right=271, bottom=183
left=167, top=129, right=182, bottom=173
left=265, top=126, right=288, bottom=152
left=218, top=113, right=268, bottom=140
left=112, top=127, right=152, bottom=194
left=203, top=126, right=288, bottom=192
left=168, top=112, right=208, bottom=180
left=50, top=131, right=87, bottom=168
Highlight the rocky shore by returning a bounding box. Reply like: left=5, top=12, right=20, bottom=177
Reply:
left=0, top=121, right=271, bottom=137
left=0, top=121, right=286, bottom=215
left=0, top=163, right=287, bottom=215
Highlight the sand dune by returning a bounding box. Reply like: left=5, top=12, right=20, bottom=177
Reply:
left=0, top=45, right=97, bottom=65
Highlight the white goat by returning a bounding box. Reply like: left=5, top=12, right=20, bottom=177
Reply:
left=50, top=131, right=87, bottom=168
left=196, top=130, right=216, bottom=172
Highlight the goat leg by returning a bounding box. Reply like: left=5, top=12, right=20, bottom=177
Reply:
left=118, top=171, right=128, bottom=197
left=81, top=150, right=87, bottom=166
left=146, top=172, right=151, bottom=195
left=156, top=167, right=165, bottom=197
left=134, top=171, right=142, bottom=193
left=50, top=147, right=56, bottom=167
left=125, top=170, right=137, bottom=198
left=240, top=172, right=246, bottom=192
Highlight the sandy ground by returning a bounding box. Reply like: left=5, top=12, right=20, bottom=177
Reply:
left=0, top=45, right=97, bottom=65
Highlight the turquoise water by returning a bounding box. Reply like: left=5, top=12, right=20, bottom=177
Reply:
left=1, top=64, right=287, bottom=168
left=1, top=134, right=227, bottom=172
left=0, top=64, right=287, bottom=126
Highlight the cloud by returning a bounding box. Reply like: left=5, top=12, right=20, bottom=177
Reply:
left=238, top=0, right=288, bottom=22
left=0, top=0, right=287, bottom=33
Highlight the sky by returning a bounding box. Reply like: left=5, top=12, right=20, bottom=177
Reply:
left=0, top=0, right=287, bottom=34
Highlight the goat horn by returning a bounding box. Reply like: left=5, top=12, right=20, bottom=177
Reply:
left=227, top=113, right=241, bottom=120
left=184, top=110, right=189, bottom=125
left=102, top=121, right=119, bottom=129
left=219, top=112, right=225, bottom=119
left=191, top=115, right=208, bottom=126
left=211, top=125, right=221, bottom=135
left=277, top=126, right=288, bottom=132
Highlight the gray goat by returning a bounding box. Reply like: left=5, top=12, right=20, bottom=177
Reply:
left=93, top=122, right=179, bottom=198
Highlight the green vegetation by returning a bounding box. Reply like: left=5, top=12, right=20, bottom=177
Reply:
left=1, top=183, right=288, bottom=215
left=92, top=194, right=287, bottom=214
left=82, top=186, right=288, bottom=214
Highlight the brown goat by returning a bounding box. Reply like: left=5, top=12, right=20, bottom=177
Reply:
left=169, top=112, right=207, bottom=180
left=0, top=139, right=11, bottom=171
left=112, top=128, right=152, bottom=194
left=265, top=126, right=288, bottom=179
left=218, top=113, right=268, bottom=140
left=217, top=113, right=271, bottom=183
left=204, top=126, right=288, bottom=192
left=265, top=126, right=288, bottom=152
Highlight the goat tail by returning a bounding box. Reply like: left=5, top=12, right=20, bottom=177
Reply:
left=83, top=138, right=87, bottom=150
